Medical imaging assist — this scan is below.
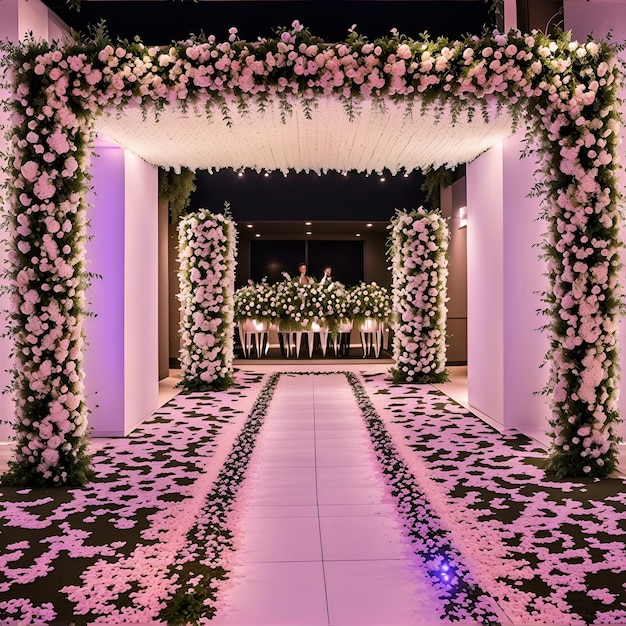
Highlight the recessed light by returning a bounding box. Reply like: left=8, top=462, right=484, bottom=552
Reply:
left=305, top=221, right=312, bottom=226
left=255, top=233, right=261, bottom=237
left=366, top=223, right=373, bottom=228
left=306, top=231, right=312, bottom=235
left=356, top=233, right=361, bottom=237
left=380, top=177, right=386, bottom=182
left=246, top=224, right=253, bottom=229
left=264, top=172, right=269, bottom=177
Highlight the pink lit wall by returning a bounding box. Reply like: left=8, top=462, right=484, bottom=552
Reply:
left=467, top=143, right=504, bottom=423
left=83, top=143, right=126, bottom=436
left=564, top=0, right=626, bottom=443
left=84, top=139, right=159, bottom=436
left=0, top=0, right=19, bottom=443
left=501, top=134, right=550, bottom=443
left=123, top=152, right=159, bottom=433
left=467, top=131, right=549, bottom=441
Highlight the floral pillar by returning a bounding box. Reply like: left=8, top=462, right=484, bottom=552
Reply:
left=1, top=48, right=95, bottom=486
left=535, top=44, right=623, bottom=478
left=389, top=208, right=450, bottom=383
left=178, top=207, right=237, bottom=391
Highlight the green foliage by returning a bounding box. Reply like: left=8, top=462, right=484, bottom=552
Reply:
left=177, top=373, right=234, bottom=393
left=390, top=367, right=450, bottom=385
left=420, top=165, right=465, bottom=209
left=159, top=167, right=197, bottom=223
left=160, top=564, right=228, bottom=625
left=1, top=450, right=95, bottom=487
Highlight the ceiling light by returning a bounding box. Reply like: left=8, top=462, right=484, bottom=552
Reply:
left=366, top=223, right=373, bottom=228
left=458, top=206, right=467, bottom=229
left=305, top=221, right=312, bottom=226
left=356, top=233, right=361, bottom=237
left=380, top=176, right=386, bottom=182
left=306, top=231, right=312, bottom=235
left=255, top=233, right=261, bottom=237
left=264, top=172, right=269, bottom=177
left=246, top=224, right=253, bottom=229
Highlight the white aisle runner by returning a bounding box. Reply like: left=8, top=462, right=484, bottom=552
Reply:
left=211, top=373, right=443, bottom=626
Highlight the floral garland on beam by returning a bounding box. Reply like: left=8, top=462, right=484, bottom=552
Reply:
left=389, top=208, right=450, bottom=383
left=177, top=206, right=237, bottom=391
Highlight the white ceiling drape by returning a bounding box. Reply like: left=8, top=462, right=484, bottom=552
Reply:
left=95, top=94, right=515, bottom=174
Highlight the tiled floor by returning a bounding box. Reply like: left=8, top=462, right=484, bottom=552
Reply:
left=211, top=373, right=446, bottom=626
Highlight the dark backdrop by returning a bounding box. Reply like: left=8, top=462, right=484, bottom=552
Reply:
left=250, top=239, right=364, bottom=285
left=191, top=169, right=426, bottom=221
left=45, top=1, right=493, bottom=45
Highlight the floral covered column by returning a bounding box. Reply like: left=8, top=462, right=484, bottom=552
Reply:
left=178, top=207, right=237, bottom=391
left=534, top=43, right=624, bottom=478
left=389, top=208, right=450, bottom=383
left=1, top=81, right=95, bottom=486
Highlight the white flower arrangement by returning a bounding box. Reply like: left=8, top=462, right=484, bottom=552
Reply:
left=273, top=280, right=331, bottom=331
left=0, top=22, right=623, bottom=483
left=389, top=208, right=449, bottom=383
left=234, top=278, right=365, bottom=337
left=233, top=278, right=278, bottom=325
left=177, top=206, right=237, bottom=391
left=347, top=282, right=393, bottom=328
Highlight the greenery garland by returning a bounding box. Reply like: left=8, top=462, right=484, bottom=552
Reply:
left=389, top=208, right=450, bottom=383
left=159, top=372, right=280, bottom=624
left=0, top=21, right=623, bottom=483
left=346, top=372, right=499, bottom=622
left=177, top=205, right=237, bottom=391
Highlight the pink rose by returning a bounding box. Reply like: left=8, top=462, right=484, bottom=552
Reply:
left=21, top=161, right=39, bottom=182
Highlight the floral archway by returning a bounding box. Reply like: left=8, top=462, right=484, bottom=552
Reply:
left=0, top=21, right=622, bottom=485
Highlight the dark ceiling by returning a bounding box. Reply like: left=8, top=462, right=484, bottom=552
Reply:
left=45, top=1, right=493, bottom=45
left=192, top=168, right=430, bottom=223
left=44, top=0, right=488, bottom=225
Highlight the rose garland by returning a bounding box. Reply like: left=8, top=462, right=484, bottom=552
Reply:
left=0, top=23, right=622, bottom=484
left=177, top=206, right=237, bottom=391
left=389, top=208, right=450, bottom=384
left=346, top=372, right=500, bottom=622
left=158, top=372, right=280, bottom=623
